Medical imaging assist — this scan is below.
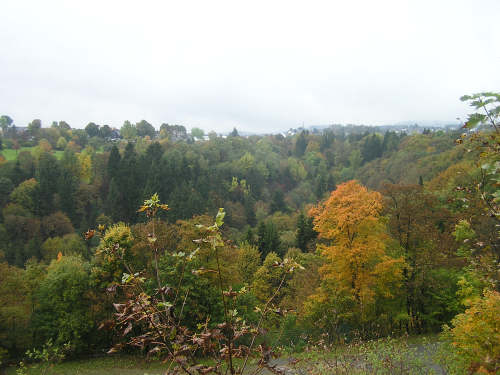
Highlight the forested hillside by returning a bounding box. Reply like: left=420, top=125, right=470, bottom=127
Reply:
left=0, top=93, right=498, bottom=374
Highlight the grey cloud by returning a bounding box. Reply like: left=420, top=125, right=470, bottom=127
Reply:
left=1, top=0, right=499, bottom=133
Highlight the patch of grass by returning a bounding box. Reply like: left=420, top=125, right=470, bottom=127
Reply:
left=6, top=355, right=170, bottom=375
left=2, top=147, right=34, bottom=161
left=4, top=355, right=268, bottom=375
left=1, top=147, right=64, bottom=161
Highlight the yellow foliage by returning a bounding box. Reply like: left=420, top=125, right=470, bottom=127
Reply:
left=307, top=180, right=404, bottom=325
left=100, top=223, right=134, bottom=250
left=449, top=290, right=500, bottom=374
left=78, top=152, right=92, bottom=183
left=310, top=180, right=383, bottom=241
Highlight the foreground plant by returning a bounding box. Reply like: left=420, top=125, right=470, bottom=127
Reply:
left=97, top=194, right=302, bottom=375
left=16, top=339, right=71, bottom=375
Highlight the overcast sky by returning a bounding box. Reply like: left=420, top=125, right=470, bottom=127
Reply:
left=1, top=0, right=499, bottom=133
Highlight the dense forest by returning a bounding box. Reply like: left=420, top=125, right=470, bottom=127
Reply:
left=0, top=92, right=499, bottom=374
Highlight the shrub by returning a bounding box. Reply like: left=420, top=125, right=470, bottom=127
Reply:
left=448, top=290, right=500, bottom=374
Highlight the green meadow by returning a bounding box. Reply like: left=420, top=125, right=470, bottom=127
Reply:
left=1, top=147, right=64, bottom=161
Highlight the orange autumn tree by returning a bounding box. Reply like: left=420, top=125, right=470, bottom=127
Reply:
left=306, top=180, right=405, bottom=339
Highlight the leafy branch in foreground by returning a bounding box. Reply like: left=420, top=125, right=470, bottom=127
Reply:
left=458, top=92, right=500, bottom=221
left=97, top=194, right=303, bottom=375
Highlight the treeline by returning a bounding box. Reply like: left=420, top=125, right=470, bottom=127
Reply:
left=0, top=115, right=464, bottom=266
left=0, top=105, right=498, bottom=372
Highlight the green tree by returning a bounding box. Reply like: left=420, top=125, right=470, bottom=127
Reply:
left=41, top=234, right=87, bottom=261
left=71, top=129, right=88, bottom=148
left=40, top=212, right=74, bottom=240
left=57, top=121, right=71, bottom=131
left=99, top=124, right=112, bottom=139
left=36, top=152, right=59, bottom=216
left=270, top=190, right=287, bottom=213
left=117, top=143, right=140, bottom=222
left=0, top=177, right=14, bottom=208
left=0, top=115, right=13, bottom=135
left=244, top=197, right=257, bottom=227
left=191, top=127, right=204, bottom=139
left=84, top=122, right=100, bottom=138
left=107, top=145, right=121, bottom=180
left=383, top=183, right=457, bottom=332
left=59, top=150, right=80, bottom=222
left=0, top=262, right=31, bottom=358
left=56, top=136, right=67, bottom=150
left=230, top=127, right=239, bottom=137
left=362, top=133, right=383, bottom=162
left=237, top=242, right=261, bottom=284
left=257, top=221, right=281, bottom=259
left=294, top=131, right=308, bottom=157
left=33, top=256, right=93, bottom=353
left=252, top=252, right=286, bottom=304
left=119, top=121, right=136, bottom=139
left=136, top=120, right=155, bottom=138
left=382, top=131, right=400, bottom=154
left=10, top=178, right=39, bottom=213
left=28, top=119, right=42, bottom=140
left=296, top=212, right=316, bottom=252
left=93, top=222, right=135, bottom=287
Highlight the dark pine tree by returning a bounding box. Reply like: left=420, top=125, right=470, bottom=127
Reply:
left=270, top=190, right=287, bottom=213
left=143, top=160, right=163, bottom=202
left=59, top=149, right=80, bottom=224
left=362, top=134, right=383, bottom=163
left=244, top=227, right=254, bottom=245
left=107, top=145, right=121, bottom=182
left=294, top=131, right=308, bottom=157
left=257, top=221, right=281, bottom=259
left=244, top=197, right=257, bottom=227
left=36, top=152, right=60, bottom=216
left=10, top=160, right=24, bottom=186
left=257, top=221, right=267, bottom=256
left=58, top=168, right=79, bottom=224
left=117, top=143, right=140, bottom=223
left=296, top=212, right=317, bottom=252
left=296, top=213, right=307, bottom=252
left=107, top=177, right=122, bottom=222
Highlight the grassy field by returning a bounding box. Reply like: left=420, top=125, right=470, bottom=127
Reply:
left=1, top=147, right=64, bottom=161
left=4, top=356, right=254, bottom=375
left=3, top=336, right=465, bottom=375
left=4, top=355, right=171, bottom=375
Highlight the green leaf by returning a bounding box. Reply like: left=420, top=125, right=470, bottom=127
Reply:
left=121, top=273, right=132, bottom=284
left=215, top=208, right=225, bottom=227
left=158, top=301, right=173, bottom=309
left=187, top=248, right=199, bottom=261
left=465, top=113, right=487, bottom=129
